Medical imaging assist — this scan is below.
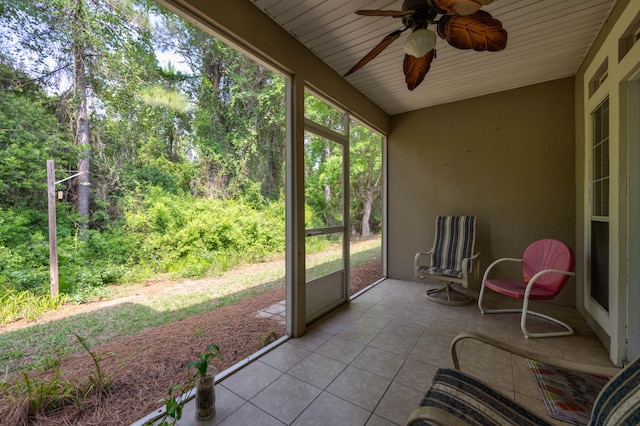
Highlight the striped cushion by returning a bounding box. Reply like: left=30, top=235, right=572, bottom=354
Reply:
left=419, top=265, right=466, bottom=279
left=416, top=368, right=552, bottom=426
left=423, top=216, right=476, bottom=278
left=589, top=355, right=640, bottom=425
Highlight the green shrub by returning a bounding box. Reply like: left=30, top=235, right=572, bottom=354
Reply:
left=0, top=288, right=67, bottom=324
left=1, top=189, right=288, bottom=319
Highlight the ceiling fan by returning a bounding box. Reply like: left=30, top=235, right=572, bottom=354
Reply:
left=344, top=0, right=508, bottom=91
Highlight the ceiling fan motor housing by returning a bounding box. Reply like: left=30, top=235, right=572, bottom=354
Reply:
left=345, top=0, right=506, bottom=90
left=401, top=0, right=441, bottom=29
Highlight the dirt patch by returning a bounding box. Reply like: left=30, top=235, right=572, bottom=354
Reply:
left=350, top=258, right=382, bottom=296
left=0, top=259, right=382, bottom=425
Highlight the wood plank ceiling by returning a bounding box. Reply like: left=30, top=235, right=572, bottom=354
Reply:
left=249, top=0, right=616, bottom=115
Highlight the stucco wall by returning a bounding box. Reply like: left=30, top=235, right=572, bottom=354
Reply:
left=387, top=78, right=576, bottom=305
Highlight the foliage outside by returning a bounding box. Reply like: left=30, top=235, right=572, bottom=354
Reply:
left=0, top=1, right=383, bottom=423
left=0, top=237, right=380, bottom=379
left=0, top=0, right=382, bottom=323
left=0, top=333, right=146, bottom=425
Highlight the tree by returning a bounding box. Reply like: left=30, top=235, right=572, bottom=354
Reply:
left=0, top=0, right=294, bottom=302
left=71, top=0, right=91, bottom=225
left=0, top=0, right=159, bottom=227
left=301, top=93, right=383, bottom=236
left=0, top=58, right=73, bottom=209
left=153, top=13, right=286, bottom=201
left=304, top=132, right=344, bottom=228
left=350, top=122, right=382, bottom=238
left=303, top=92, right=347, bottom=227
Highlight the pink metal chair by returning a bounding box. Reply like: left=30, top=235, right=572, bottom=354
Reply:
left=477, top=239, right=576, bottom=338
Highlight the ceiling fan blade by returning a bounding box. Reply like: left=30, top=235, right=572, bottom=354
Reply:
left=403, top=50, right=435, bottom=91
left=355, top=9, right=415, bottom=17
left=344, top=29, right=404, bottom=77
left=437, top=10, right=507, bottom=51
left=432, top=0, right=494, bottom=16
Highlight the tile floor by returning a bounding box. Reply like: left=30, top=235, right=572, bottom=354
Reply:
left=148, top=278, right=615, bottom=425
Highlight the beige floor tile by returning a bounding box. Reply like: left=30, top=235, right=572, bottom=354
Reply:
left=355, top=288, right=389, bottom=304
left=220, top=361, right=282, bottom=400
left=460, top=354, right=515, bottom=392
left=348, top=298, right=376, bottom=312
left=352, top=311, right=394, bottom=330
left=287, top=329, right=332, bottom=351
left=287, top=352, right=347, bottom=389
left=374, top=381, right=424, bottom=425
left=462, top=338, right=513, bottom=366
left=336, top=323, right=382, bottom=345
left=326, top=365, right=391, bottom=411
left=308, top=315, right=352, bottom=335
left=328, top=305, right=368, bottom=323
left=292, top=392, right=370, bottom=426
left=315, top=335, right=367, bottom=363
left=513, top=362, right=544, bottom=399
left=165, top=278, right=611, bottom=426
left=408, top=335, right=453, bottom=368
left=395, top=358, right=439, bottom=392
left=217, top=403, right=285, bottom=426
left=369, top=323, right=423, bottom=356
left=259, top=342, right=311, bottom=372
left=365, top=414, right=398, bottom=426
left=251, top=374, right=322, bottom=424
left=350, top=346, right=406, bottom=380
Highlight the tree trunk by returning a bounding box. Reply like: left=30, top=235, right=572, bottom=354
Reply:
left=169, top=125, right=179, bottom=162
left=361, top=191, right=373, bottom=238
left=74, top=0, right=90, bottom=229
left=324, top=142, right=331, bottom=203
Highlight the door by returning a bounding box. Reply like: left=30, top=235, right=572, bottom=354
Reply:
left=303, top=92, right=349, bottom=323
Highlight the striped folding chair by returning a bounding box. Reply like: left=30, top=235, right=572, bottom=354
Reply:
left=414, top=216, right=480, bottom=305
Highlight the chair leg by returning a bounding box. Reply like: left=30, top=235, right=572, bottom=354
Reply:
left=478, top=287, right=574, bottom=338
left=520, top=297, right=574, bottom=338
left=425, top=282, right=473, bottom=306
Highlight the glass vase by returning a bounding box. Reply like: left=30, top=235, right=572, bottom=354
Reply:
left=195, top=372, right=216, bottom=420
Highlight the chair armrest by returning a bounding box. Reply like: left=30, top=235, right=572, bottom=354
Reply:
left=524, top=268, right=575, bottom=296
left=405, top=405, right=470, bottom=426
left=460, top=252, right=481, bottom=286
left=450, top=331, right=621, bottom=378
left=414, top=249, right=434, bottom=276
left=481, top=257, right=522, bottom=284
left=415, top=249, right=434, bottom=259
left=462, top=252, right=481, bottom=268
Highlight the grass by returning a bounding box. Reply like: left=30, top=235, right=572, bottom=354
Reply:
left=305, top=237, right=381, bottom=281
left=0, top=237, right=381, bottom=377
left=0, top=290, right=68, bottom=324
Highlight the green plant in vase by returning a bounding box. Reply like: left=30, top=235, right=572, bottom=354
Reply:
left=154, top=385, right=184, bottom=426
left=188, top=344, right=222, bottom=421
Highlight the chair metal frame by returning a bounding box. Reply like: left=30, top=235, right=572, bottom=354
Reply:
left=478, top=240, right=575, bottom=339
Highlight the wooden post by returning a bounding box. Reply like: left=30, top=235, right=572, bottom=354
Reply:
left=47, top=160, right=59, bottom=297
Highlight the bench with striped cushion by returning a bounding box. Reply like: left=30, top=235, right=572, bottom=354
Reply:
left=406, top=355, right=640, bottom=426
